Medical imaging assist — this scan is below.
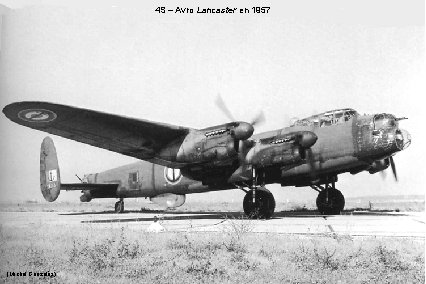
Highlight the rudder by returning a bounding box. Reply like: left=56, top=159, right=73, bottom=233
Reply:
left=40, top=136, right=61, bottom=202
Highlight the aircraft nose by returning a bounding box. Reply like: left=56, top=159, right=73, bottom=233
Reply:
left=396, top=128, right=411, bottom=150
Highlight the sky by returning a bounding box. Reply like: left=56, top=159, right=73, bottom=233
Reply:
left=0, top=0, right=424, bottom=203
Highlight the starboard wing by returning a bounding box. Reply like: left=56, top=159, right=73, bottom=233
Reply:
left=3, top=101, right=191, bottom=165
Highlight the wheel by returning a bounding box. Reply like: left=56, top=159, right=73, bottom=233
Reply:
left=115, top=200, right=124, bottom=213
left=316, top=189, right=345, bottom=215
left=243, top=187, right=276, bottom=219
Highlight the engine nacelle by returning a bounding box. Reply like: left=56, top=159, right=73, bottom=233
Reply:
left=176, top=131, right=237, bottom=163
left=163, top=122, right=255, bottom=164
left=368, top=159, right=390, bottom=174
left=201, top=139, right=237, bottom=161
left=247, top=144, right=302, bottom=168
left=246, top=131, right=317, bottom=168
left=150, top=193, right=186, bottom=208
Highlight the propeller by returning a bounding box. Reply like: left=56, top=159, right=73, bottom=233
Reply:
left=293, top=132, right=318, bottom=178
left=237, top=139, right=254, bottom=164
left=250, top=111, right=265, bottom=127
left=305, top=148, right=317, bottom=178
left=379, top=156, right=397, bottom=182
left=389, top=156, right=398, bottom=181
left=215, top=94, right=265, bottom=165
left=215, top=94, right=265, bottom=141
left=215, top=95, right=235, bottom=122
left=216, top=94, right=265, bottom=129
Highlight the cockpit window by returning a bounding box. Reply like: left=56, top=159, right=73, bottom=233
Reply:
left=335, top=111, right=343, bottom=120
left=346, top=110, right=357, bottom=116
left=292, top=108, right=358, bottom=127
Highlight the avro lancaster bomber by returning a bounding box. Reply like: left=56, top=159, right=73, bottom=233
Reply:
left=3, top=100, right=411, bottom=218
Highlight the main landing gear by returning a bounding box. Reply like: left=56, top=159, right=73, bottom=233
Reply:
left=311, top=182, right=345, bottom=215
left=243, top=187, right=276, bottom=219
left=242, top=169, right=276, bottom=219
left=114, top=198, right=124, bottom=213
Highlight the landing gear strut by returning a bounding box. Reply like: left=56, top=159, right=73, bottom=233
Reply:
left=242, top=168, right=275, bottom=219
left=115, top=199, right=124, bottom=213
left=312, top=182, right=345, bottom=215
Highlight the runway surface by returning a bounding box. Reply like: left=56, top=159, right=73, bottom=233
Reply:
left=0, top=210, right=424, bottom=238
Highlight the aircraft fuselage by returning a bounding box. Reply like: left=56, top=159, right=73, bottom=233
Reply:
left=81, top=161, right=233, bottom=201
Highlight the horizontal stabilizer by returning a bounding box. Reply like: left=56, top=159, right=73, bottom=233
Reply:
left=61, top=183, right=119, bottom=191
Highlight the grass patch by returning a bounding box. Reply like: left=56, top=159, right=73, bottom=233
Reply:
left=0, top=221, right=424, bottom=283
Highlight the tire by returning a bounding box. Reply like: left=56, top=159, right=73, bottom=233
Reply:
left=115, top=201, right=124, bottom=213
left=243, top=187, right=276, bottom=219
left=316, top=189, right=345, bottom=215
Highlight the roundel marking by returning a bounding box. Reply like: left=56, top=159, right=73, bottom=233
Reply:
left=164, top=167, right=182, bottom=185
left=18, top=109, right=57, bottom=123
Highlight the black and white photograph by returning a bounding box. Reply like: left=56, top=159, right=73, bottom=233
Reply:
left=0, top=0, right=424, bottom=283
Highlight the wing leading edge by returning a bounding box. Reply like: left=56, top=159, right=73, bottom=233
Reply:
left=3, top=101, right=192, bottom=165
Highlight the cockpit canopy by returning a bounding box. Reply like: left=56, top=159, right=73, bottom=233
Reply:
left=291, top=108, right=358, bottom=127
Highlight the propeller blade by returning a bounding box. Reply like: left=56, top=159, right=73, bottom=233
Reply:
left=215, top=94, right=235, bottom=122
left=216, top=94, right=265, bottom=128
left=305, top=148, right=317, bottom=178
left=237, top=140, right=245, bottom=163
left=238, top=139, right=255, bottom=164
left=389, top=156, right=398, bottom=181
left=251, top=111, right=265, bottom=127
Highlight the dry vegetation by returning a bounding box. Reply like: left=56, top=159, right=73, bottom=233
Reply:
left=0, top=219, right=424, bottom=283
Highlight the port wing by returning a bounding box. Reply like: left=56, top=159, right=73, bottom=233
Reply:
left=4, top=101, right=191, bottom=164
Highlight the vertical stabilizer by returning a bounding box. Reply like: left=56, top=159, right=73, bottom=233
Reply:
left=40, top=136, right=61, bottom=201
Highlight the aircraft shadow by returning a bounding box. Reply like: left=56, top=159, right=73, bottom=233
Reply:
left=81, top=213, right=240, bottom=224
left=69, top=210, right=408, bottom=224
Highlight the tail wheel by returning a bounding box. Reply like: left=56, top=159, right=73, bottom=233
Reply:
left=115, top=200, right=124, bottom=213
left=243, top=187, right=276, bottom=219
left=316, top=189, right=345, bottom=215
